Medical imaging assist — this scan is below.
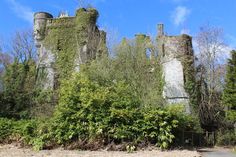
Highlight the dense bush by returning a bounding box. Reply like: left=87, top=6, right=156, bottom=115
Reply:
left=217, top=129, right=236, bottom=146
left=81, top=39, right=164, bottom=108
left=0, top=118, right=14, bottom=141
left=43, top=73, right=187, bottom=149
left=165, top=105, right=202, bottom=146
left=0, top=59, right=36, bottom=119
left=0, top=118, right=36, bottom=144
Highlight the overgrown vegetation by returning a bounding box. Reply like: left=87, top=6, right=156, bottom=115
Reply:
left=0, top=78, right=195, bottom=150
left=0, top=32, right=200, bottom=150
left=223, top=50, right=236, bottom=123
left=0, top=59, right=36, bottom=118
left=217, top=50, right=236, bottom=146
left=0, top=12, right=235, bottom=151
left=48, top=73, right=177, bottom=149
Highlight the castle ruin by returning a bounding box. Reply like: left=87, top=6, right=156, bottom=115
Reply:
left=34, top=9, right=195, bottom=110
left=157, top=24, right=194, bottom=112
left=34, top=8, right=107, bottom=89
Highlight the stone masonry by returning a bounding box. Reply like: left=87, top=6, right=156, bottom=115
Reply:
left=33, top=8, right=195, bottom=110
left=157, top=24, right=194, bottom=112
left=34, top=8, right=107, bottom=89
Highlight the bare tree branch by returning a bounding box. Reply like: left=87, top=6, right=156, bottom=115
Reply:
left=195, top=24, right=226, bottom=131
left=11, top=29, right=36, bottom=63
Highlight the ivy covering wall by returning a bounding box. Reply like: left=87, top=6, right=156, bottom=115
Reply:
left=40, top=8, right=107, bottom=88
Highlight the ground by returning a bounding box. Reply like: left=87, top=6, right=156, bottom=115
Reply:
left=199, top=147, right=236, bottom=157
left=0, top=144, right=201, bottom=157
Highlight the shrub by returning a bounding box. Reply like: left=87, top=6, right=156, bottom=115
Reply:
left=0, top=118, right=14, bottom=141
left=164, top=105, right=202, bottom=146
left=140, top=108, right=178, bottom=149
left=47, top=73, right=179, bottom=149
left=217, top=129, right=236, bottom=146
left=166, top=105, right=201, bottom=132
left=0, top=59, right=36, bottom=119
left=49, top=73, right=140, bottom=145
left=0, top=118, right=45, bottom=150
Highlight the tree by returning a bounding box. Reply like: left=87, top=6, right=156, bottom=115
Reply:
left=81, top=37, right=164, bottom=108
left=1, top=59, right=36, bottom=118
left=0, top=29, right=37, bottom=119
left=195, top=24, right=226, bottom=131
left=223, top=50, right=236, bottom=122
left=11, top=29, right=36, bottom=62
left=0, top=39, right=13, bottom=76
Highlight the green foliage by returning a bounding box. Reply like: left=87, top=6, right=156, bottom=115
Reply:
left=49, top=73, right=139, bottom=144
left=0, top=118, right=38, bottom=146
left=166, top=105, right=201, bottom=131
left=182, top=55, right=199, bottom=114
left=31, top=89, right=55, bottom=118
left=0, top=59, right=36, bottom=119
left=81, top=38, right=164, bottom=108
left=140, top=108, right=178, bottom=149
left=46, top=73, right=179, bottom=149
left=164, top=105, right=202, bottom=145
left=223, top=50, right=236, bottom=122
left=41, top=7, right=105, bottom=89
left=43, top=21, right=77, bottom=83
left=0, top=12, right=201, bottom=150
left=217, top=129, right=236, bottom=146
left=0, top=118, right=14, bottom=141
left=75, top=8, right=98, bottom=32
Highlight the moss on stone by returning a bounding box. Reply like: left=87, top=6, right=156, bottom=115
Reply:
left=37, top=8, right=106, bottom=89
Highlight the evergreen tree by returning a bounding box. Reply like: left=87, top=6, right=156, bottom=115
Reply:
left=0, top=59, right=37, bottom=118
left=223, top=50, right=236, bottom=122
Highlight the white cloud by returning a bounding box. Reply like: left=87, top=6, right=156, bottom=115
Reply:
left=6, top=0, right=34, bottom=24
left=171, top=6, right=190, bottom=26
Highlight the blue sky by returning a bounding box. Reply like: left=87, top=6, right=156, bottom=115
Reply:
left=0, top=0, right=236, bottom=49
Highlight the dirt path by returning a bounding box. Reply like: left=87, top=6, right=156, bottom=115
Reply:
left=0, top=144, right=201, bottom=157
left=199, top=147, right=236, bottom=157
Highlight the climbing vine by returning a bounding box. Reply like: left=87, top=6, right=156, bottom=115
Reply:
left=41, top=8, right=103, bottom=89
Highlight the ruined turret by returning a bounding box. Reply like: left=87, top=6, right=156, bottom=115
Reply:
left=34, top=8, right=107, bottom=89
left=157, top=24, right=194, bottom=113
left=34, top=12, right=53, bottom=43
left=134, top=34, right=155, bottom=60
left=34, top=12, right=54, bottom=89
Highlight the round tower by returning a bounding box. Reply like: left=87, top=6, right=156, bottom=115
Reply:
left=34, top=12, right=53, bottom=46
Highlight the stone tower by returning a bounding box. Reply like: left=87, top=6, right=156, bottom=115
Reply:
left=157, top=24, right=194, bottom=112
left=34, top=8, right=107, bottom=89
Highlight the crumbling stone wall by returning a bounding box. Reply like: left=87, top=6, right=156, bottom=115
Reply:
left=157, top=24, right=195, bottom=112
left=34, top=8, right=107, bottom=89
left=134, top=34, right=155, bottom=61
left=33, top=9, right=195, bottom=111
left=118, top=29, right=195, bottom=112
